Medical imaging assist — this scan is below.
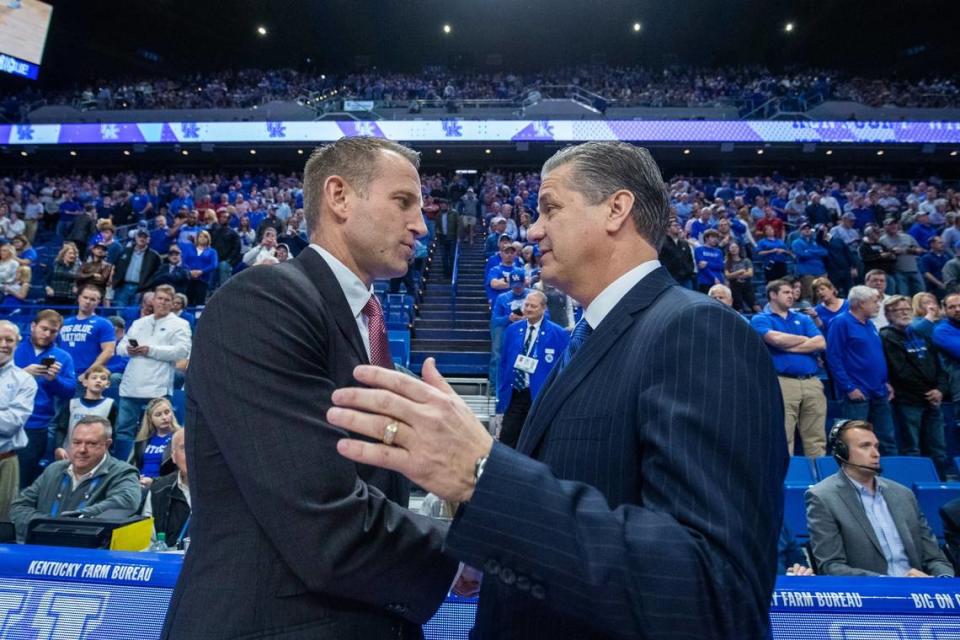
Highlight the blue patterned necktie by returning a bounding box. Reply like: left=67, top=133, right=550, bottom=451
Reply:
left=556, top=319, right=593, bottom=374
left=512, top=324, right=537, bottom=390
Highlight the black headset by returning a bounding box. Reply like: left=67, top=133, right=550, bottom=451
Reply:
left=828, top=419, right=854, bottom=464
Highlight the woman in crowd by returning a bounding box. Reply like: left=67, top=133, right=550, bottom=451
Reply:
left=236, top=215, right=257, bottom=253
left=723, top=241, right=757, bottom=313
left=0, top=244, right=18, bottom=288
left=242, top=226, right=279, bottom=266
left=45, top=242, right=80, bottom=306
left=0, top=266, right=31, bottom=313
left=520, top=245, right=540, bottom=286
left=10, top=235, right=37, bottom=268
left=134, top=397, right=183, bottom=488
left=910, top=291, right=941, bottom=341
left=75, top=242, right=114, bottom=298
left=516, top=211, right=532, bottom=243
left=812, top=277, right=848, bottom=331
left=181, top=230, right=219, bottom=305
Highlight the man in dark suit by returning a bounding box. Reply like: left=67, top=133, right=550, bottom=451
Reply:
left=161, top=137, right=459, bottom=640
left=806, top=419, right=953, bottom=577
left=329, top=141, right=787, bottom=639
left=436, top=200, right=460, bottom=278
left=497, top=290, right=569, bottom=449
left=112, top=230, right=162, bottom=307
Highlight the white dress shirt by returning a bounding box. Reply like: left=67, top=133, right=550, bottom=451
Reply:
left=0, top=359, right=36, bottom=453
left=310, top=244, right=376, bottom=360
left=583, top=260, right=662, bottom=330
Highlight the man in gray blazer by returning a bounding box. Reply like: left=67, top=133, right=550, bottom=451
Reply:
left=806, top=419, right=953, bottom=577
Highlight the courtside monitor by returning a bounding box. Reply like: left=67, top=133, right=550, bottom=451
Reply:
left=0, top=0, right=53, bottom=79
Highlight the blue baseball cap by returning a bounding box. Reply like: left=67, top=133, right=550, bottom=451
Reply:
left=509, top=270, right=525, bottom=287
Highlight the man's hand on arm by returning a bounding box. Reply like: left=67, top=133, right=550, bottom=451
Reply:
left=762, top=331, right=807, bottom=350
left=329, top=358, right=494, bottom=504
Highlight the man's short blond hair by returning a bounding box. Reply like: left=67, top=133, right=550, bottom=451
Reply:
left=301, top=137, right=420, bottom=236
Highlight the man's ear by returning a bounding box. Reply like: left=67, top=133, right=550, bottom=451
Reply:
left=323, top=175, right=352, bottom=223
left=605, top=189, right=635, bottom=233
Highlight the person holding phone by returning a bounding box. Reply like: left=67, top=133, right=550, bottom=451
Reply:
left=13, top=309, right=76, bottom=487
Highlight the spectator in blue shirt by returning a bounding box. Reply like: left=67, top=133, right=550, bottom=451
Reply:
left=688, top=208, right=715, bottom=242
left=826, top=285, right=898, bottom=455
left=485, top=242, right=519, bottom=304
left=694, top=229, right=725, bottom=293
left=812, top=277, right=848, bottom=332
left=908, top=211, right=938, bottom=249
left=13, top=309, right=76, bottom=487
left=489, top=270, right=529, bottom=394
left=919, top=236, right=950, bottom=300
left=792, top=222, right=828, bottom=301
left=150, top=214, right=174, bottom=255
left=756, top=225, right=791, bottom=283
left=483, top=218, right=508, bottom=257
left=180, top=231, right=219, bottom=306
left=933, top=292, right=960, bottom=409
left=751, top=279, right=827, bottom=456
left=58, top=285, right=116, bottom=384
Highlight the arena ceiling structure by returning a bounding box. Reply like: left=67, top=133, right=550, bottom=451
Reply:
left=18, top=0, right=960, bottom=83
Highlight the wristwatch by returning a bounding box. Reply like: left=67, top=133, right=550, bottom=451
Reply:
left=473, top=456, right=488, bottom=485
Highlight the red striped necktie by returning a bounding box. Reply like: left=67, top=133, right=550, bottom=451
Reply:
left=362, top=295, right=393, bottom=369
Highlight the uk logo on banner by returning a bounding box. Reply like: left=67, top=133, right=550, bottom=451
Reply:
left=266, top=121, right=287, bottom=138
left=442, top=120, right=463, bottom=137
left=15, top=125, right=33, bottom=141
left=180, top=123, right=200, bottom=139
left=511, top=120, right=555, bottom=141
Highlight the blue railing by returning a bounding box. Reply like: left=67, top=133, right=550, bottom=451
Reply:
left=450, top=238, right=462, bottom=323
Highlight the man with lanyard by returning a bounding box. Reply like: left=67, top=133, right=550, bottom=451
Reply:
left=751, top=279, right=828, bottom=456
left=497, top=291, right=569, bottom=449
left=9, top=416, right=140, bottom=542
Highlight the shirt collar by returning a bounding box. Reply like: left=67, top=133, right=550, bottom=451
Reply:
left=0, top=359, right=13, bottom=374
left=842, top=468, right=879, bottom=496
left=583, top=259, right=661, bottom=331
left=68, top=453, right=109, bottom=485
left=309, top=244, right=375, bottom=320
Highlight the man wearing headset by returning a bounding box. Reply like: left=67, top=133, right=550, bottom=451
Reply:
left=805, top=419, right=953, bottom=576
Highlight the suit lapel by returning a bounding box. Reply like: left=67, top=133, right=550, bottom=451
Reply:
left=517, top=267, right=675, bottom=456
left=835, top=474, right=884, bottom=556
left=881, top=480, right=921, bottom=565
left=293, top=248, right=369, bottom=365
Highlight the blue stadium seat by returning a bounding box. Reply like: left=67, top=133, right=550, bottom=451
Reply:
left=881, top=457, right=939, bottom=487
left=913, top=483, right=960, bottom=540
left=783, top=484, right=811, bottom=540
left=787, top=456, right=817, bottom=484
left=388, top=329, right=410, bottom=370
left=815, top=456, right=839, bottom=480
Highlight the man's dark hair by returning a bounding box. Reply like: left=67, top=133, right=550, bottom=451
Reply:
left=541, top=141, right=670, bottom=249
left=766, top=279, right=792, bottom=299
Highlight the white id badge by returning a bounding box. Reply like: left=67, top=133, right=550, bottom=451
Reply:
left=514, top=354, right=539, bottom=373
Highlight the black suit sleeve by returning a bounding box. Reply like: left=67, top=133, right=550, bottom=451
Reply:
left=189, top=266, right=458, bottom=623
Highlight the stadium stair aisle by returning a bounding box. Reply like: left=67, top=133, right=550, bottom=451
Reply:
left=410, top=236, right=491, bottom=376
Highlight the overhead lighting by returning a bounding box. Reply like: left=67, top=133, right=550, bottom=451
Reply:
left=825, top=149, right=833, bottom=155
left=435, top=149, right=442, bottom=154
left=756, top=149, right=764, bottom=155
left=297, top=149, right=304, bottom=155
left=951, top=150, right=958, bottom=157
left=632, top=22, right=642, bottom=33
left=442, top=24, right=452, bottom=34
left=19, top=151, right=27, bottom=157
left=784, top=22, right=795, bottom=33
left=123, top=149, right=131, bottom=156
left=256, top=25, right=267, bottom=36
left=249, top=149, right=257, bottom=155
left=69, top=150, right=77, bottom=157
left=683, top=148, right=691, bottom=155
left=876, top=149, right=885, bottom=156
left=181, top=150, right=189, bottom=156
left=484, top=149, right=492, bottom=155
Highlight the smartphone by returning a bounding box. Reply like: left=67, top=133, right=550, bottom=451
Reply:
left=41, top=356, right=56, bottom=367
left=128, top=339, right=139, bottom=348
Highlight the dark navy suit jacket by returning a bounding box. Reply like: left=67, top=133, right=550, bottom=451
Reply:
left=446, top=266, right=787, bottom=639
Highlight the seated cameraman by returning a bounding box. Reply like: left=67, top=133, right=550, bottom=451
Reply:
left=9, top=416, right=140, bottom=542
left=144, top=428, right=190, bottom=546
